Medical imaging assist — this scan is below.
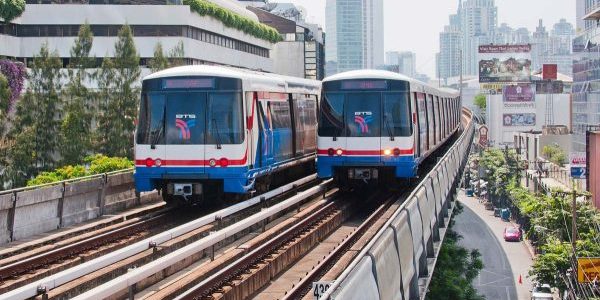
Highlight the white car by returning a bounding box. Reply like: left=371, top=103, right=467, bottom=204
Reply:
left=531, top=284, right=553, bottom=300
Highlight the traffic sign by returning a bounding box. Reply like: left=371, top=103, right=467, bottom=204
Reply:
left=571, top=167, right=587, bottom=179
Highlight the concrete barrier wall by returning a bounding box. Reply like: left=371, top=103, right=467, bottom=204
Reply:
left=0, top=170, right=159, bottom=245
left=330, top=113, right=475, bottom=300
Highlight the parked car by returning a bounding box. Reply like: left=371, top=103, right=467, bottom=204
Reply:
left=531, top=284, right=553, bottom=300
left=503, top=226, right=522, bottom=242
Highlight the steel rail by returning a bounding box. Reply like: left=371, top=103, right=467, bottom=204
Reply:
left=1, top=174, right=319, bottom=300
left=0, top=209, right=171, bottom=281
left=72, top=179, right=332, bottom=300
left=281, top=198, right=394, bottom=300
left=175, top=199, right=341, bottom=300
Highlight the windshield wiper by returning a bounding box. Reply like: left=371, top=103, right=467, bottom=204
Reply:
left=384, top=115, right=395, bottom=141
left=150, top=105, right=166, bottom=149
left=212, top=118, right=223, bottom=149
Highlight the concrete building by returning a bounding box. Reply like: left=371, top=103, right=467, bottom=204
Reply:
left=0, top=0, right=274, bottom=72
left=385, top=51, right=416, bottom=78
left=573, top=0, right=600, bottom=155
left=325, top=0, right=384, bottom=76
left=486, top=88, right=571, bottom=148
left=249, top=6, right=325, bottom=80
left=531, top=19, right=574, bottom=75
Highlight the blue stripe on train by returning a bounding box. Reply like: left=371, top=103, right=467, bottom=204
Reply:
left=317, top=155, right=418, bottom=179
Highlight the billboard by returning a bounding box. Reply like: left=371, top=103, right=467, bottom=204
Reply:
left=577, top=257, right=600, bottom=283
left=503, top=84, right=535, bottom=102
left=479, top=44, right=532, bottom=83
left=542, top=64, right=558, bottom=80
left=503, top=113, right=536, bottom=127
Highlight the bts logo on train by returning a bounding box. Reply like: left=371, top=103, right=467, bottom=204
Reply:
left=354, top=112, right=373, bottom=134
left=175, top=114, right=196, bottom=140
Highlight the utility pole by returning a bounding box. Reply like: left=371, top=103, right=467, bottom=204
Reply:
left=571, top=183, right=578, bottom=252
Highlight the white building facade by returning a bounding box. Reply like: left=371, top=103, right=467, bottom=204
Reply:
left=0, top=1, right=275, bottom=73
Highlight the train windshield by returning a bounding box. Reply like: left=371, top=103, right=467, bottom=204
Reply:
left=137, top=92, right=243, bottom=145
left=318, top=92, right=411, bottom=137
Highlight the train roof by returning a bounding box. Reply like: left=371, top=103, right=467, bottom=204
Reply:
left=144, top=65, right=321, bottom=94
left=323, top=69, right=458, bottom=98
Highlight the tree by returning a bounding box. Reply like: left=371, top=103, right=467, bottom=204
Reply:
left=0, top=73, right=10, bottom=127
left=474, top=94, right=486, bottom=111
left=61, top=22, right=95, bottom=165
left=168, top=40, right=185, bottom=67
left=96, top=24, right=140, bottom=158
left=427, top=203, right=484, bottom=300
left=542, top=144, right=566, bottom=167
left=12, top=43, right=63, bottom=174
left=149, top=42, right=169, bottom=73
left=0, top=0, right=26, bottom=22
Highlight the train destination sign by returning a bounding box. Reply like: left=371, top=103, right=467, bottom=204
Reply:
left=341, top=80, right=388, bottom=90
left=163, top=78, right=215, bottom=89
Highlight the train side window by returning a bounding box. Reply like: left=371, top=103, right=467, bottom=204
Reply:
left=293, top=94, right=318, bottom=154
left=137, top=93, right=166, bottom=145
left=207, top=92, right=244, bottom=145
left=318, top=93, right=345, bottom=137
left=268, top=101, right=292, bottom=129
left=383, top=93, right=411, bottom=136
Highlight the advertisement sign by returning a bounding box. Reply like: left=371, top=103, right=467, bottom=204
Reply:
left=479, top=44, right=532, bottom=83
left=503, top=84, right=535, bottom=102
left=477, top=125, right=489, bottom=148
left=570, top=152, right=587, bottom=167
left=503, top=114, right=536, bottom=126
left=542, top=64, right=558, bottom=80
left=577, top=257, right=600, bottom=283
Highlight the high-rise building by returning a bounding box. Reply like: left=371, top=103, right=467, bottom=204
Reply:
left=325, top=0, right=384, bottom=76
left=573, top=0, right=600, bottom=157
left=385, top=51, right=416, bottom=77
left=436, top=0, right=497, bottom=81
left=459, top=0, right=497, bottom=76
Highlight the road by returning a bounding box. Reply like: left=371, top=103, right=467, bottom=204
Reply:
left=454, top=190, right=534, bottom=300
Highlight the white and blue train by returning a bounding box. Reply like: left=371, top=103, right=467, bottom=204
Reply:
left=317, top=70, right=461, bottom=185
left=134, top=66, right=321, bottom=202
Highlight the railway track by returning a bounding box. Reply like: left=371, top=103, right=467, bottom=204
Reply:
left=2, top=175, right=322, bottom=300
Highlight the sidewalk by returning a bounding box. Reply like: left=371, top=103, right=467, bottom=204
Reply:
left=456, top=189, right=534, bottom=300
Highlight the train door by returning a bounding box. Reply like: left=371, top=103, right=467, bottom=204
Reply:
left=257, top=94, right=274, bottom=167
left=381, top=92, right=411, bottom=158
left=411, top=93, right=420, bottom=158
left=164, top=92, right=206, bottom=174
left=416, top=93, right=428, bottom=157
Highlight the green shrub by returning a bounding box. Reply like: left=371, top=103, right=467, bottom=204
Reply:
left=183, top=0, right=282, bottom=43
left=26, top=155, right=133, bottom=186
left=85, top=154, right=134, bottom=174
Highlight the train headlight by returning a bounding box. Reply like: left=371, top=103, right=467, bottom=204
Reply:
left=336, top=149, right=343, bottom=156
left=209, top=159, right=217, bottom=167
left=219, top=158, right=229, bottom=167
left=154, top=159, right=162, bottom=167
left=393, top=148, right=401, bottom=156
left=383, top=149, right=392, bottom=156
left=327, top=148, right=335, bottom=156
left=145, top=158, right=154, bottom=167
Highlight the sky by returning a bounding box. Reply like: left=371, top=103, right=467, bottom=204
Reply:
left=271, top=0, right=576, bottom=78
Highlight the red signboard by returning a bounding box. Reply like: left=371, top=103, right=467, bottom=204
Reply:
left=543, top=64, right=558, bottom=80
left=478, top=125, right=489, bottom=148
